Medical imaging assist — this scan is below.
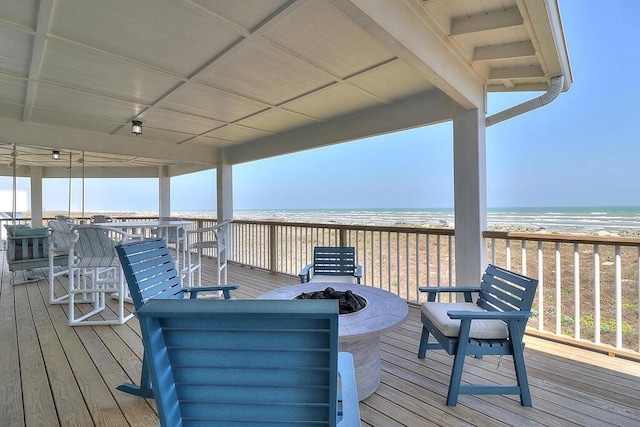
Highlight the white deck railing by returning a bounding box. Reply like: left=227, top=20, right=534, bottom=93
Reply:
left=228, top=220, right=640, bottom=356
left=484, top=231, right=640, bottom=356
left=4, top=217, right=638, bottom=355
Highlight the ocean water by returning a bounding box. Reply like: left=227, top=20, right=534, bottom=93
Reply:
left=172, top=206, right=640, bottom=235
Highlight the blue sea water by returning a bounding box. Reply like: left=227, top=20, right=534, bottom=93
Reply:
left=171, top=206, right=640, bottom=234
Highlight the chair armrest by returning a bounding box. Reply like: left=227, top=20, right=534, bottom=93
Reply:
left=299, top=264, right=313, bottom=283
left=337, top=352, right=360, bottom=426
left=186, top=226, right=218, bottom=235
left=419, top=286, right=480, bottom=293
left=184, top=284, right=239, bottom=300
left=354, top=265, right=363, bottom=284
left=447, top=310, right=534, bottom=320
left=419, top=286, right=480, bottom=302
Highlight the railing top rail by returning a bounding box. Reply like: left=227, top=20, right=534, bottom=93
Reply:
left=483, top=230, right=640, bottom=247
left=229, top=219, right=456, bottom=235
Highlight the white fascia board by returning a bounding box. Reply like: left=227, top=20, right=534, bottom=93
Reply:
left=520, top=0, right=573, bottom=89
left=224, top=89, right=454, bottom=165
left=0, top=117, right=218, bottom=165
left=330, top=0, right=484, bottom=110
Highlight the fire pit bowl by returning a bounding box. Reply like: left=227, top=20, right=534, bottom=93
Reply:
left=260, top=282, right=408, bottom=400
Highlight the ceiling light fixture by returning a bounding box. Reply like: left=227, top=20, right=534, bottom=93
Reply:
left=131, top=120, right=142, bottom=136
left=52, top=150, right=60, bottom=160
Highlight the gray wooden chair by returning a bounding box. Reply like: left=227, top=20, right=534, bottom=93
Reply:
left=417, top=264, right=538, bottom=406
left=136, top=298, right=360, bottom=426
left=299, top=246, right=362, bottom=284
left=114, top=237, right=239, bottom=398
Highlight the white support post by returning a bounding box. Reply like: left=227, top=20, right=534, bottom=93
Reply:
left=216, top=163, right=233, bottom=224
left=158, top=166, right=170, bottom=218
left=217, top=163, right=233, bottom=258
left=452, top=107, right=487, bottom=286
left=30, top=166, right=43, bottom=227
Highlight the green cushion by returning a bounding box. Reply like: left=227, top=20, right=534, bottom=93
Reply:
left=13, top=226, right=50, bottom=237
left=4, top=224, right=29, bottom=236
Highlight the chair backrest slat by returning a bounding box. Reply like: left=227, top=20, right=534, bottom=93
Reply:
left=49, top=219, right=75, bottom=251
left=137, top=298, right=340, bottom=426
left=313, top=246, right=356, bottom=276
left=115, top=238, right=184, bottom=309
left=477, top=264, right=538, bottom=313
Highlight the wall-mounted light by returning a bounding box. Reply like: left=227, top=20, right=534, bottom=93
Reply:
left=52, top=150, right=60, bottom=160
left=131, top=120, right=142, bottom=136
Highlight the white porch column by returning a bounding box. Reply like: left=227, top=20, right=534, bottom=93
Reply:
left=30, top=166, right=43, bottom=227
left=158, top=166, right=170, bottom=217
left=216, top=163, right=233, bottom=223
left=452, top=107, right=487, bottom=285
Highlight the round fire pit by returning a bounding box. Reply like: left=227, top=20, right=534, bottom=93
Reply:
left=295, top=287, right=367, bottom=314
left=260, top=282, right=408, bottom=400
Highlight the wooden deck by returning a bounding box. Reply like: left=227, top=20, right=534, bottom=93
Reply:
left=2, top=255, right=640, bottom=426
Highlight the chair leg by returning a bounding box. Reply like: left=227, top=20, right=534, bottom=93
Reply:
left=116, top=350, right=154, bottom=398
left=509, top=323, right=533, bottom=406
left=418, top=326, right=431, bottom=359
left=446, top=319, right=471, bottom=406
left=446, top=345, right=467, bottom=406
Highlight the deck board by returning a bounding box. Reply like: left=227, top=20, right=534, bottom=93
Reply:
left=2, top=255, right=640, bottom=426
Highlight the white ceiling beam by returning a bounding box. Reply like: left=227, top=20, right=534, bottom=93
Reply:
left=451, top=6, right=523, bottom=36
left=23, top=0, right=54, bottom=122
left=39, top=166, right=160, bottom=179
left=0, top=117, right=217, bottom=165
left=224, top=88, right=454, bottom=164
left=489, top=65, right=544, bottom=80
left=329, top=0, right=484, bottom=110
left=488, top=82, right=550, bottom=92
left=474, top=41, right=535, bottom=61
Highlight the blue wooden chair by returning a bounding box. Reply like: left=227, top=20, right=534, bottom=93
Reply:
left=114, top=238, right=239, bottom=398
left=417, top=264, right=538, bottom=406
left=299, top=246, right=363, bottom=283
left=136, top=298, right=361, bottom=426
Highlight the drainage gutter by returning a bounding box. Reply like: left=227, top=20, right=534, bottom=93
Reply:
left=485, top=75, right=565, bottom=127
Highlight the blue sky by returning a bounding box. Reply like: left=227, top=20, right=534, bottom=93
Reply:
left=4, top=1, right=639, bottom=213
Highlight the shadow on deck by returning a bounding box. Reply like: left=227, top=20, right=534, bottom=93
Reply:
left=2, top=255, right=640, bottom=426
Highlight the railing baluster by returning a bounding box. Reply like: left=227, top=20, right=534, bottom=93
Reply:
left=615, top=245, right=622, bottom=349
left=491, top=237, right=496, bottom=264
left=521, top=239, right=527, bottom=276
left=363, top=229, right=368, bottom=285
left=405, top=233, right=410, bottom=300
left=448, top=235, right=453, bottom=287
left=594, top=244, right=600, bottom=344
left=538, top=241, right=544, bottom=331
left=426, top=235, right=431, bottom=289
left=574, top=243, right=580, bottom=340
left=395, top=231, right=400, bottom=293
left=415, top=233, right=420, bottom=301
left=555, top=242, right=562, bottom=335
left=436, top=235, right=442, bottom=291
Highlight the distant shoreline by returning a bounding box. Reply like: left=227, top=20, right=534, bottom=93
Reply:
left=40, top=207, right=640, bottom=238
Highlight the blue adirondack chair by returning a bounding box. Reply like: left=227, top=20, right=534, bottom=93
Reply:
left=299, top=246, right=363, bottom=283
left=114, top=238, right=239, bottom=398
left=136, top=298, right=361, bottom=426
left=417, top=264, right=538, bottom=406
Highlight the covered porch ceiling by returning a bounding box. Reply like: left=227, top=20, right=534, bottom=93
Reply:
left=0, top=0, right=571, bottom=179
